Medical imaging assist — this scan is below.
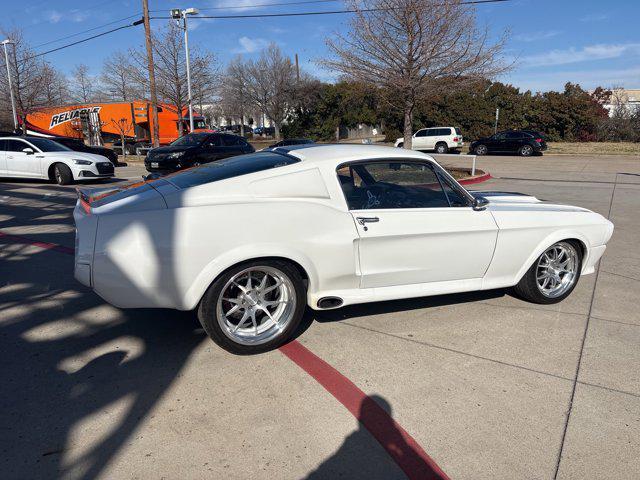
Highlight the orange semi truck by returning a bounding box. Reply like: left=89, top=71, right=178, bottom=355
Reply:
left=23, top=101, right=207, bottom=153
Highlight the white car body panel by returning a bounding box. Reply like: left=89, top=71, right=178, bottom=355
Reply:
left=0, top=136, right=113, bottom=181
left=394, top=127, right=464, bottom=151
left=73, top=145, right=613, bottom=312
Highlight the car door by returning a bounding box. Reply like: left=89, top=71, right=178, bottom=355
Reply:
left=338, top=160, right=498, bottom=288
left=202, top=134, right=223, bottom=163
left=504, top=131, right=524, bottom=152
left=0, top=140, right=7, bottom=175
left=412, top=129, right=428, bottom=150
left=423, top=129, right=438, bottom=150
left=220, top=134, right=246, bottom=159
left=487, top=132, right=508, bottom=152
left=5, top=139, right=43, bottom=178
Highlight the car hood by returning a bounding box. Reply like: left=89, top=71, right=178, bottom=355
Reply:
left=45, top=151, right=109, bottom=163
left=472, top=190, right=591, bottom=213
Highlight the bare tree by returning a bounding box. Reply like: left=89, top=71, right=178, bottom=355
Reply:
left=100, top=51, right=140, bottom=101
left=110, top=117, right=135, bottom=159
left=0, top=28, right=70, bottom=129
left=244, top=44, right=297, bottom=139
left=323, top=0, right=507, bottom=148
left=130, top=21, right=218, bottom=136
left=220, top=56, right=251, bottom=135
left=71, top=64, right=94, bottom=103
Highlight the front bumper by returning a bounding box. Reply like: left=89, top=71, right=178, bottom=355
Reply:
left=145, top=158, right=183, bottom=172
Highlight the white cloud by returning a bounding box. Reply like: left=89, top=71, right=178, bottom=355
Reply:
left=514, top=30, right=561, bottom=42
left=47, top=10, right=62, bottom=23
left=580, top=13, right=610, bottom=22
left=70, top=10, right=89, bottom=22
left=505, top=66, right=640, bottom=93
left=519, top=43, right=640, bottom=67
left=236, top=36, right=270, bottom=53
left=215, top=0, right=271, bottom=12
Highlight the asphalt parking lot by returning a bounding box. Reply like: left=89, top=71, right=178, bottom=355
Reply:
left=1, top=153, right=639, bottom=480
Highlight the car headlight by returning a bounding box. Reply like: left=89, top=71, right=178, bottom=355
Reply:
left=74, top=159, right=93, bottom=165
left=167, top=151, right=185, bottom=159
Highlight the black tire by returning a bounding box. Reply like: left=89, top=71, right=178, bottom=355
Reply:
left=397, top=142, right=404, bottom=148
left=519, top=144, right=534, bottom=157
left=474, top=144, right=488, bottom=155
left=435, top=142, right=448, bottom=154
left=53, top=163, right=73, bottom=185
left=197, top=259, right=306, bottom=354
left=125, top=144, right=136, bottom=155
left=513, top=240, right=582, bottom=304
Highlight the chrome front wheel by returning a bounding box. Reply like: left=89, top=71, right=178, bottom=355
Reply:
left=535, top=242, right=579, bottom=298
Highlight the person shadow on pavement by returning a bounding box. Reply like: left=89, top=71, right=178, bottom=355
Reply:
left=305, top=395, right=447, bottom=480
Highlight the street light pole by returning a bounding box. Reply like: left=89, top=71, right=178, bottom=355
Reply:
left=183, top=13, right=194, bottom=133
left=171, top=8, right=198, bottom=133
left=2, top=40, right=18, bottom=131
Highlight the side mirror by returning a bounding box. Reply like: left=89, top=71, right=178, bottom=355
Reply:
left=472, top=196, right=489, bottom=211
left=22, top=147, right=34, bottom=155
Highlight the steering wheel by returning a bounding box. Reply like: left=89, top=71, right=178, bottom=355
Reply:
left=361, top=183, right=408, bottom=209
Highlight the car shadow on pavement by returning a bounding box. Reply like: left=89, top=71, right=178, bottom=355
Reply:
left=0, top=184, right=206, bottom=479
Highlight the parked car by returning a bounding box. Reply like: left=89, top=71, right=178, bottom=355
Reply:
left=74, top=144, right=613, bottom=354
left=53, top=137, right=120, bottom=166
left=395, top=127, right=463, bottom=153
left=253, top=126, right=276, bottom=136
left=268, top=138, right=315, bottom=149
left=0, top=136, right=114, bottom=185
left=470, top=130, right=547, bottom=156
left=144, top=132, right=255, bottom=173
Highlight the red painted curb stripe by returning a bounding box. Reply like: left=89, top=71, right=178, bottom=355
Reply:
left=0, top=231, right=75, bottom=255
left=1, top=230, right=450, bottom=479
left=458, top=173, right=492, bottom=185
left=279, top=340, right=449, bottom=480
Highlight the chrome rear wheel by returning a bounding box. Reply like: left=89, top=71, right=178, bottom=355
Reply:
left=216, top=266, right=296, bottom=346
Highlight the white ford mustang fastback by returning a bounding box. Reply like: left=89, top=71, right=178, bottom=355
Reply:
left=74, top=145, right=613, bottom=354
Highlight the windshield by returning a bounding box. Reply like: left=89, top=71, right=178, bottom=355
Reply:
left=27, top=138, right=72, bottom=152
left=171, top=133, right=209, bottom=147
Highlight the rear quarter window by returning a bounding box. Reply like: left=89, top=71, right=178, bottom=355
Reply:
left=165, top=151, right=300, bottom=189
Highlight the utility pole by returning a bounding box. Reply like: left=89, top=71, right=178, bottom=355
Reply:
left=171, top=8, right=198, bottom=133
left=295, top=53, right=300, bottom=82
left=494, top=107, right=499, bottom=134
left=142, top=0, right=160, bottom=147
left=1, top=40, right=18, bottom=131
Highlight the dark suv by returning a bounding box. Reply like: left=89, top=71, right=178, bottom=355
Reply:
left=470, top=130, right=547, bottom=156
left=145, top=132, right=255, bottom=173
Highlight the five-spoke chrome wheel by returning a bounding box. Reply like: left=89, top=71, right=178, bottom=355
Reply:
left=536, top=242, right=579, bottom=298
left=216, top=266, right=296, bottom=345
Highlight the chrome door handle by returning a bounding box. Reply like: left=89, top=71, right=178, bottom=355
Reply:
left=356, top=216, right=379, bottom=231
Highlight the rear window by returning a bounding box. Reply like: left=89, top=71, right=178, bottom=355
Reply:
left=164, top=151, right=300, bottom=189
left=454, top=127, right=461, bottom=136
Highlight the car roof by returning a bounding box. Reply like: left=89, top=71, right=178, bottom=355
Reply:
left=274, top=144, right=434, bottom=165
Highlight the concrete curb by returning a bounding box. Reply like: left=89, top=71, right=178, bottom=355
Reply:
left=458, top=172, right=492, bottom=185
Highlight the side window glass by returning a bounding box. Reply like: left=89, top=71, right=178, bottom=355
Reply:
left=506, top=132, right=521, bottom=139
left=415, top=129, right=427, bottom=137
left=6, top=140, right=28, bottom=152
left=440, top=128, right=452, bottom=136
left=437, top=172, right=468, bottom=207
left=206, top=135, right=222, bottom=147
left=494, top=133, right=506, bottom=140
left=337, top=161, right=450, bottom=210
left=425, top=129, right=436, bottom=137
left=223, top=135, right=241, bottom=146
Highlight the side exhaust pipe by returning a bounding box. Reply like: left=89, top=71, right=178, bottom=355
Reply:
left=317, top=296, right=343, bottom=309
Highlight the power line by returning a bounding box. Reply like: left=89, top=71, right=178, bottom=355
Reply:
left=33, top=13, right=142, bottom=49
left=181, top=0, right=341, bottom=11
left=151, top=0, right=511, bottom=19
left=27, top=21, right=142, bottom=61
left=26, top=0, right=510, bottom=59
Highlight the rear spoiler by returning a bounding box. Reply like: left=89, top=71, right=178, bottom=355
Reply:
left=76, top=178, right=160, bottom=214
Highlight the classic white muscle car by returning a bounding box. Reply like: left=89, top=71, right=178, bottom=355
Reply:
left=74, top=145, right=613, bottom=354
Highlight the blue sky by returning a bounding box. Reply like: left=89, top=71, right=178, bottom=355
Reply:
left=4, top=0, right=640, bottom=93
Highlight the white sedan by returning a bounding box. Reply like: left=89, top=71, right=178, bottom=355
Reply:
left=74, top=145, right=613, bottom=354
left=0, top=136, right=114, bottom=185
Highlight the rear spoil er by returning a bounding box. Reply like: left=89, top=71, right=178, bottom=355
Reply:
left=0, top=229, right=450, bottom=480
